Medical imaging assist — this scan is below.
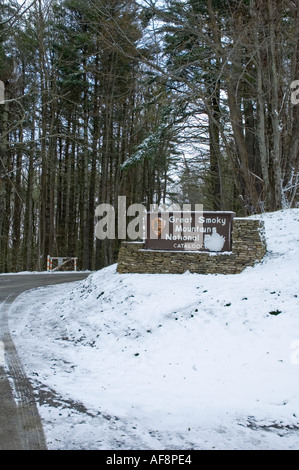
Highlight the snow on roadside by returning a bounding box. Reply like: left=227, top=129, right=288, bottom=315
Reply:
left=9, top=209, right=299, bottom=450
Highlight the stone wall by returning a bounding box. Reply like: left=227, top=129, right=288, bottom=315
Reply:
left=117, top=218, right=267, bottom=275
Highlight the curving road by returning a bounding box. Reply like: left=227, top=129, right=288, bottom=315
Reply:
left=0, top=272, right=90, bottom=450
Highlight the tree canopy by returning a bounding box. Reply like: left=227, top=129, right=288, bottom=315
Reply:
left=0, top=0, right=298, bottom=272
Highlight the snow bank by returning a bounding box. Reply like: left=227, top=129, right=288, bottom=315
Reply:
left=9, top=209, right=299, bottom=450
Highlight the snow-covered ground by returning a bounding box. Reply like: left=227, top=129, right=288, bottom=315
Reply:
left=9, top=209, right=299, bottom=450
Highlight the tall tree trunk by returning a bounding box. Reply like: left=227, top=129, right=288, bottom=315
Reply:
left=268, top=0, right=282, bottom=210
left=12, top=127, right=23, bottom=271
left=0, top=94, right=10, bottom=272
left=289, top=0, right=299, bottom=206
left=226, top=75, right=261, bottom=213
left=24, top=130, right=34, bottom=271
left=207, top=90, right=222, bottom=210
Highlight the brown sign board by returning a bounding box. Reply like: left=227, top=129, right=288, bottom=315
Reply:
left=145, top=211, right=236, bottom=252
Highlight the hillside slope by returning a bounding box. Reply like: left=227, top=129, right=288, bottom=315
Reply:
left=11, top=209, right=299, bottom=450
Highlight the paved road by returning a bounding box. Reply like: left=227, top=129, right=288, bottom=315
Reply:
left=0, top=272, right=90, bottom=303
left=0, top=272, right=90, bottom=450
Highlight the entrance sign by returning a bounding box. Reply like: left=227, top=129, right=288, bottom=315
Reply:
left=145, top=211, right=235, bottom=252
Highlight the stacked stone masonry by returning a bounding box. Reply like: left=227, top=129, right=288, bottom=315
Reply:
left=117, top=218, right=267, bottom=275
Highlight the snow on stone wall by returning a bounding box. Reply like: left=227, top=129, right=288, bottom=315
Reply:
left=117, top=218, right=267, bottom=275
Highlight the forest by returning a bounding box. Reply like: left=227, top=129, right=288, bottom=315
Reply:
left=0, top=0, right=298, bottom=272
